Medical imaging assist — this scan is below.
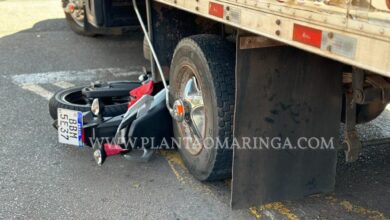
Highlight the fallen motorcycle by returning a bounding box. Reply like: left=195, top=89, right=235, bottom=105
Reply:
left=50, top=75, right=173, bottom=165
left=50, top=0, right=186, bottom=167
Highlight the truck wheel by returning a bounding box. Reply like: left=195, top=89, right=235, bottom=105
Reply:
left=64, top=1, right=95, bottom=37
left=341, top=98, right=387, bottom=124
left=49, top=86, right=128, bottom=120
left=169, top=35, right=235, bottom=181
left=355, top=102, right=387, bottom=123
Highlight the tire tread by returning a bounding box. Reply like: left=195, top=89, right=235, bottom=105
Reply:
left=174, top=34, right=235, bottom=181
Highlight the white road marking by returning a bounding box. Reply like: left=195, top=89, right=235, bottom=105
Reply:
left=8, top=67, right=143, bottom=85
left=21, top=84, right=53, bottom=100
left=53, top=81, right=75, bottom=89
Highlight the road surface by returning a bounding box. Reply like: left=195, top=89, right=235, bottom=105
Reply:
left=0, top=1, right=389, bottom=219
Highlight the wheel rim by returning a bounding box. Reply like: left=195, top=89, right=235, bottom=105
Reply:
left=69, top=0, right=85, bottom=27
left=177, top=67, right=206, bottom=156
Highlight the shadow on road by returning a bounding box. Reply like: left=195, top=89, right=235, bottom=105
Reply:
left=0, top=18, right=147, bottom=76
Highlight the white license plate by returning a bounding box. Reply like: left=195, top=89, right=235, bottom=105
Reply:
left=57, top=108, right=83, bottom=147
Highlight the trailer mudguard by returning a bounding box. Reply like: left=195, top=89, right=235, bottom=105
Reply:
left=231, top=40, right=343, bottom=208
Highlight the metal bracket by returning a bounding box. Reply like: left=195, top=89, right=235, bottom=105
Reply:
left=239, top=35, right=284, bottom=50
left=343, top=122, right=362, bottom=162
left=343, top=69, right=364, bottom=162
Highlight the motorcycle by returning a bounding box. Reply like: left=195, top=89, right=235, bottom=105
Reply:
left=50, top=74, right=173, bottom=165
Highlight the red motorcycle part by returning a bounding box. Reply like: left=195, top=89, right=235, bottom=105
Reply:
left=103, top=143, right=129, bottom=157
left=128, top=81, right=154, bottom=108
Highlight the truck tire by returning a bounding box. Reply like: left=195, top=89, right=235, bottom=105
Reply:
left=169, top=35, right=235, bottom=181
left=355, top=103, right=387, bottom=123
left=49, top=87, right=128, bottom=120
left=64, top=5, right=95, bottom=37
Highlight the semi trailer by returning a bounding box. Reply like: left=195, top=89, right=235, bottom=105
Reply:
left=60, top=0, right=390, bottom=208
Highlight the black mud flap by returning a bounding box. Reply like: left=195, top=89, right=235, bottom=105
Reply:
left=231, top=42, right=343, bottom=209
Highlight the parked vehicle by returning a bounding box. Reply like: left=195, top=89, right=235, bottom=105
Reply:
left=58, top=0, right=390, bottom=208
left=62, top=0, right=143, bottom=35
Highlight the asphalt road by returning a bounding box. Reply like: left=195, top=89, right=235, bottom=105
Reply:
left=0, top=1, right=389, bottom=219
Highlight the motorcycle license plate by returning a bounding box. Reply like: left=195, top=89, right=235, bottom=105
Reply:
left=57, top=108, right=83, bottom=147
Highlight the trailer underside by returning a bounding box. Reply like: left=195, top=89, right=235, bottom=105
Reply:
left=146, top=2, right=389, bottom=207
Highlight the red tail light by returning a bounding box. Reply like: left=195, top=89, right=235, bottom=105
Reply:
left=386, top=0, right=390, bottom=10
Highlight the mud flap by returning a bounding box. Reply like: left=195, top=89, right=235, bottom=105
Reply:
left=231, top=44, right=342, bottom=209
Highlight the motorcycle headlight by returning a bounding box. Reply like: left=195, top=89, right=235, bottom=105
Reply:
left=91, top=98, right=100, bottom=116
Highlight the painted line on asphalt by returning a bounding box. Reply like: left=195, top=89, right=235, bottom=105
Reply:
left=21, top=84, right=53, bottom=100
left=158, top=151, right=217, bottom=198
left=249, top=202, right=299, bottom=220
left=159, top=151, right=186, bottom=184
left=324, top=196, right=386, bottom=219
left=53, top=81, right=75, bottom=89
left=8, top=67, right=143, bottom=85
